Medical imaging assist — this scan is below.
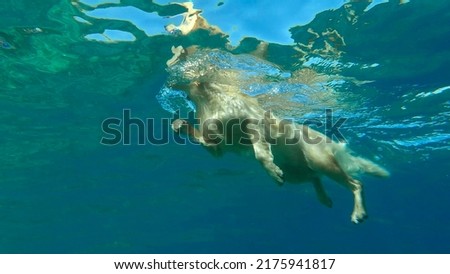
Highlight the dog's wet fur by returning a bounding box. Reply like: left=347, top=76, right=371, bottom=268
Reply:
left=167, top=46, right=389, bottom=223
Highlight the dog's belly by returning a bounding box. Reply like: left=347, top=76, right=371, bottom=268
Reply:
left=272, top=143, right=317, bottom=183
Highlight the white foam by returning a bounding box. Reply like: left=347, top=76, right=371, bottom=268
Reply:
left=416, top=86, right=450, bottom=98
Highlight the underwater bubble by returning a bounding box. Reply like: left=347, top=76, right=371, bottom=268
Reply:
left=0, top=38, right=13, bottom=50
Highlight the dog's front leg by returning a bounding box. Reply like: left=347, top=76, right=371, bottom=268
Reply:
left=172, top=119, right=204, bottom=143
left=172, top=119, right=222, bottom=156
left=252, top=140, right=284, bottom=184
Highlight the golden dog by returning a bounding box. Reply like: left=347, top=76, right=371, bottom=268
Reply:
left=166, top=46, right=389, bottom=223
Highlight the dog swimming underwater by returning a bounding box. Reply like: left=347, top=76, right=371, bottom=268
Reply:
left=161, top=45, right=389, bottom=224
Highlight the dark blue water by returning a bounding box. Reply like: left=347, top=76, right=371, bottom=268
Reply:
left=1, top=0, right=449, bottom=253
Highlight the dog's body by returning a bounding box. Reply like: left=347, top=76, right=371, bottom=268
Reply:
left=167, top=46, right=389, bottom=223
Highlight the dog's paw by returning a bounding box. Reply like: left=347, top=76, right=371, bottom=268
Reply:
left=171, top=119, right=187, bottom=132
left=351, top=209, right=368, bottom=224
left=268, top=164, right=284, bottom=185
left=320, top=196, right=333, bottom=208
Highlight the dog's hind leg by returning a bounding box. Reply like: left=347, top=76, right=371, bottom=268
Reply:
left=348, top=178, right=366, bottom=223
left=330, top=172, right=367, bottom=223
left=312, top=177, right=333, bottom=208
left=251, top=140, right=284, bottom=184
left=317, top=157, right=367, bottom=223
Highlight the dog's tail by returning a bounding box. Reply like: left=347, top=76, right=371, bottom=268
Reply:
left=350, top=156, right=390, bottom=178
left=334, top=144, right=390, bottom=178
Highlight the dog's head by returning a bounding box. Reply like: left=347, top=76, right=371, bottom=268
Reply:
left=166, top=45, right=224, bottom=90
left=166, top=46, right=251, bottom=89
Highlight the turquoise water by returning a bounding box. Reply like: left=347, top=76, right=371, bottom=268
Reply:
left=1, top=0, right=449, bottom=253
